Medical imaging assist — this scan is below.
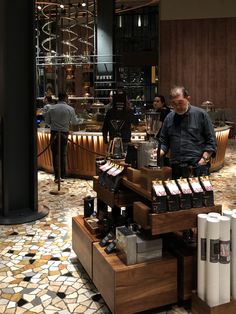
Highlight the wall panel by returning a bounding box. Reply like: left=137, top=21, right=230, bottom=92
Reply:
left=159, top=18, right=236, bottom=120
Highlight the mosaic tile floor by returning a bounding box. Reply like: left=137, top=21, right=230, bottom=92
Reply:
left=0, top=139, right=235, bottom=314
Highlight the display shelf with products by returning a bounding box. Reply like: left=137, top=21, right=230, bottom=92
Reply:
left=118, top=65, right=156, bottom=104
left=93, top=70, right=116, bottom=103
left=72, top=170, right=223, bottom=313
left=132, top=201, right=222, bottom=236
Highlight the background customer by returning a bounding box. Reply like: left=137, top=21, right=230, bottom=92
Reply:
left=45, top=92, right=81, bottom=183
left=42, top=95, right=54, bottom=114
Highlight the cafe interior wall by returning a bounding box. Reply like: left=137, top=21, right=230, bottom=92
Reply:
left=159, top=0, right=236, bottom=123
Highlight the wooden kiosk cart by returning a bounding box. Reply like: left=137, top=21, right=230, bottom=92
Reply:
left=72, top=172, right=222, bottom=314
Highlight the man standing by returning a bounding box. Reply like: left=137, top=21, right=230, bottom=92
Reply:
left=44, top=92, right=81, bottom=183
left=159, top=86, right=217, bottom=179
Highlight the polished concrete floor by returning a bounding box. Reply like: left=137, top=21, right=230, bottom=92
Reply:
left=0, top=139, right=235, bottom=314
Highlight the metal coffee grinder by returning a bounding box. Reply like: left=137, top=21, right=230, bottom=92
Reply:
left=107, top=135, right=124, bottom=159
left=145, top=110, right=162, bottom=167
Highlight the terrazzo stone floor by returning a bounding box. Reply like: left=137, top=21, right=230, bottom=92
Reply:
left=0, top=139, right=235, bottom=314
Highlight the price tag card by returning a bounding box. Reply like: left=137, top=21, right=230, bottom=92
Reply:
left=189, top=178, right=204, bottom=193
left=153, top=183, right=167, bottom=196
left=177, top=178, right=192, bottom=194
left=200, top=177, right=213, bottom=191
left=165, top=180, right=181, bottom=195
left=100, top=162, right=113, bottom=171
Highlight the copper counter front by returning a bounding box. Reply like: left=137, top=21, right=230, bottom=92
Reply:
left=37, top=126, right=230, bottom=178
left=210, top=126, right=230, bottom=172
left=37, top=129, right=107, bottom=178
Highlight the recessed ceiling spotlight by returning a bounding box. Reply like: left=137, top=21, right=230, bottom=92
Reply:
left=37, top=5, right=42, bottom=10
left=60, top=4, right=64, bottom=9
left=81, top=2, right=86, bottom=7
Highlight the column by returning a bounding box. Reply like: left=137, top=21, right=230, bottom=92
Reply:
left=0, top=0, right=48, bottom=223
left=96, top=0, right=114, bottom=75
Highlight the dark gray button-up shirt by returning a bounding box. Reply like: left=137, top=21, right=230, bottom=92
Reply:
left=159, top=105, right=217, bottom=165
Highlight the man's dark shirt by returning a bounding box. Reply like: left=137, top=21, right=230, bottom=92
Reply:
left=159, top=105, right=217, bottom=165
left=102, top=107, right=138, bottom=143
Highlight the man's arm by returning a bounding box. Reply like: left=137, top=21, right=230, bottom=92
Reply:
left=70, top=107, right=83, bottom=125
left=202, top=112, right=217, bottom=157
left=44, top=110, right=51, bottom=125
left=159, top=118, right=170, bottom=155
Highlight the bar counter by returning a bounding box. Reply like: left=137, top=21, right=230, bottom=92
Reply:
left=210, top=125, right=230, bottom=172
left=37, top=126, right=230, bottom=178
left=37, top=129, right=145, bottom=178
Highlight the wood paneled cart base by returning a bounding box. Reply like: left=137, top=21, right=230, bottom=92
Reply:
left=72, top=216, right=100, bottom=279
left=93, top=243, right=177, bottom=314
left=72, top=215, right=177, bottom=314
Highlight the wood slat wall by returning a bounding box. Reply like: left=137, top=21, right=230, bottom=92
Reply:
left=159, top=18, right=236, bottom=119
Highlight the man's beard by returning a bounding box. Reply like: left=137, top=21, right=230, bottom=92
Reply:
left=175, top=104, right=189, bottom=115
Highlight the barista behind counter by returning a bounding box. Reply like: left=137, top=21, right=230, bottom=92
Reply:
left=102, top=90, right=139, bottom=152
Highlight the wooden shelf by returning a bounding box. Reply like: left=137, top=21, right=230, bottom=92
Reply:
left=133, top=202, right=222, bottom=235
left=93, top=176, right=144, bottom=208
left=165, top=232, right=197, bottom=301
left=122, top=167, right=172, bottom=200
left=72, top=215, right=178, bottom=314
left=92, top=242, right=178, bottom=314
left=122, top=176, right=152, bottom=201
left=72, top=216, right=100, bottom=279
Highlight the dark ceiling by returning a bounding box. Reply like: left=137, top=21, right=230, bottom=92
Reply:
left=58, top=0, right=160, bottom=12
left=114, top=0, right=160, bottom=12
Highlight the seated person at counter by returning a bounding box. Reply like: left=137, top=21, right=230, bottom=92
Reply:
left=158, top=86, right=217, bottom=179
left=44, top=92, right=82, bottom=183
left=102, top=90, right=139, bottom=153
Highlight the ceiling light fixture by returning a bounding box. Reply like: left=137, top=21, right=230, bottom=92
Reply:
left=81, top=2, right=86, bottom=7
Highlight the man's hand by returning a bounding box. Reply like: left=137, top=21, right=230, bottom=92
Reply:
left=198, top=152, right=211, bottom=165
left=150, top=148, right=165, bottom=159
